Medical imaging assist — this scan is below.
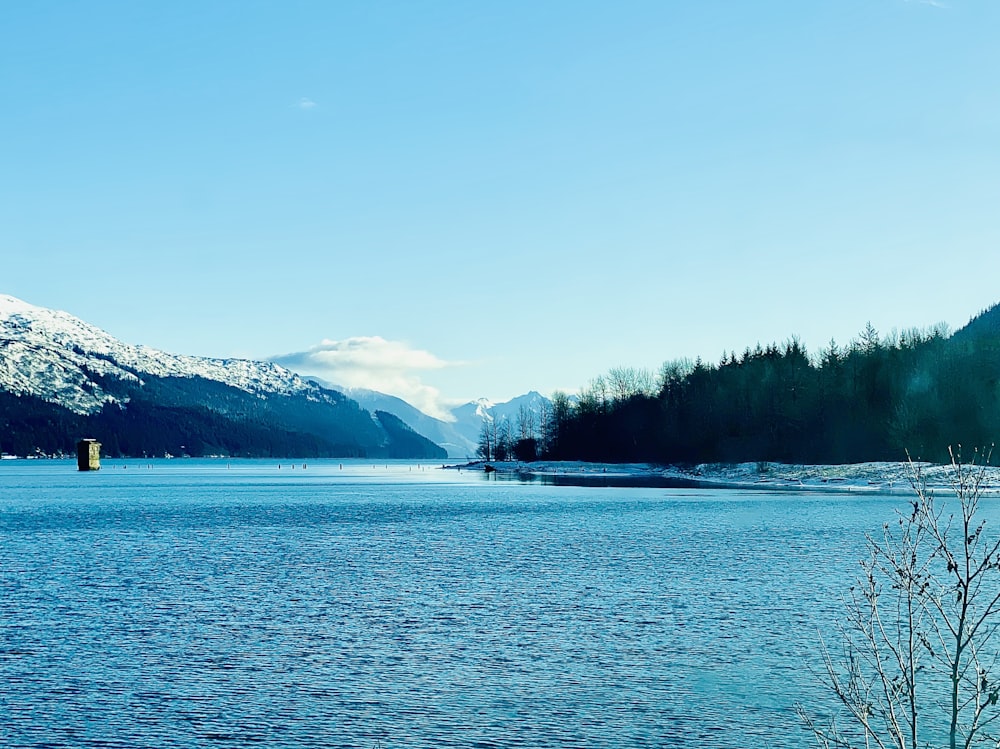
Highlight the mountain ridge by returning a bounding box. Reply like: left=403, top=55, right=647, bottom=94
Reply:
left=0, top=294, right=316, bottom=413
left=0, top=294, right=445, bottom=459
left=305, top=379, right=551, bottom=458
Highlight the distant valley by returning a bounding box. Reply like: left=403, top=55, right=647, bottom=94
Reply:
left=309, top=380, right=550, bottom=459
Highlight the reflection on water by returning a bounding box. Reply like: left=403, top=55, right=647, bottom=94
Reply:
left=495, top=470, right=708, bottom=489
left=1, top=459, right=911, bottom=748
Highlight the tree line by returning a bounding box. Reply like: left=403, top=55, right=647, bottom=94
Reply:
left=512, top=308, right=1000, bottom=466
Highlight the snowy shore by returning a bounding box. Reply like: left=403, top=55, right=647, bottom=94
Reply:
left=445, top=459, right=1000, bottom=494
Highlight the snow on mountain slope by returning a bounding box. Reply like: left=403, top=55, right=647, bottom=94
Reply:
left=446, top=391, right=550, bottom=448
left=339, top=386, right=478, bottom=458
left=0, top=294, right=316, bottom=413
left=296, top=376, right=552, bottom=458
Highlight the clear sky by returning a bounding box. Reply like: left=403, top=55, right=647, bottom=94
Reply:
left=3, top=1, right=999, bottom=417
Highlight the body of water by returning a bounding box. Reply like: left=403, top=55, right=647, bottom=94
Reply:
left=1, top=459, right=917, bottom=747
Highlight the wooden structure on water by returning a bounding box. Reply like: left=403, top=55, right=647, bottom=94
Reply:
left=77, top=439, right=101, bottom=471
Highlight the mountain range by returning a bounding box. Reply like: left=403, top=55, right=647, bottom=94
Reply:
left=0, top=294, right=551, bottom=460
left=313, top=382, right=550, bottom=458
left=0, top=295, right=445, bottom=458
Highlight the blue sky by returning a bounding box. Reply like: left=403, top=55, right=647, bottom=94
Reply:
left=3, top=1, right=999, bottom=416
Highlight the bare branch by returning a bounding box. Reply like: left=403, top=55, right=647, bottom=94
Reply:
left=801, top=447, right=1000, bottom=749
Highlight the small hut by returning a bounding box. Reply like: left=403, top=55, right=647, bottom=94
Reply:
left=77, top=439, right=101, bottom=471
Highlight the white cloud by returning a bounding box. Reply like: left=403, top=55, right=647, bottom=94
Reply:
left=904, top=0, right=948, bottom=8
left=297, top=97, right=317, bottom=110
left=271, top=336, right=459, bottom=420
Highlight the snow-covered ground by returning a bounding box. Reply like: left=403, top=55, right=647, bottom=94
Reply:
left=447, top=459, right=1000, bottom=494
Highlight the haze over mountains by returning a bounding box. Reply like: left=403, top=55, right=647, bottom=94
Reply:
left=0, top=294, right=540, bottom=459
left=308, top=380, right=550, bottom=458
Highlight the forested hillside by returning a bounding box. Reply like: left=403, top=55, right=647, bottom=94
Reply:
left=0, top=293, right=449, bottom=459
left=538, top=306, right=1000, bottom=465
left=0, top=377, right=447, bottom=460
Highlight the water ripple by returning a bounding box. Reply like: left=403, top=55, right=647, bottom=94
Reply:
left=0, top=461, right=908, bottom=748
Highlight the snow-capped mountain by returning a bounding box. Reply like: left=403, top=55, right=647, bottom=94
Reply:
left=448, top=391, right=551, bottom=449
left=305, top=380, right=477, bottom=458
left=301, top=377, right=551, bottom=459
left=343, top=388, right=551, bottom=459
left=0, top=295, right=445, bottom=459
left=0, top=294, right=317, bottom=413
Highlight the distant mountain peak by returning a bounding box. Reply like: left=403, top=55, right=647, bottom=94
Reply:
left=296, top=376, right=552, bottom=459
left=473, top=398, right=495, bottom=419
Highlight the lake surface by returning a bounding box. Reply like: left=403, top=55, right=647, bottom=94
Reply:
left=0, top=459, right=918, bottom=748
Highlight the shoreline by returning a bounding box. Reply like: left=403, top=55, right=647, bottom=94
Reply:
left=444, top=459, right=1000, bottom=494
